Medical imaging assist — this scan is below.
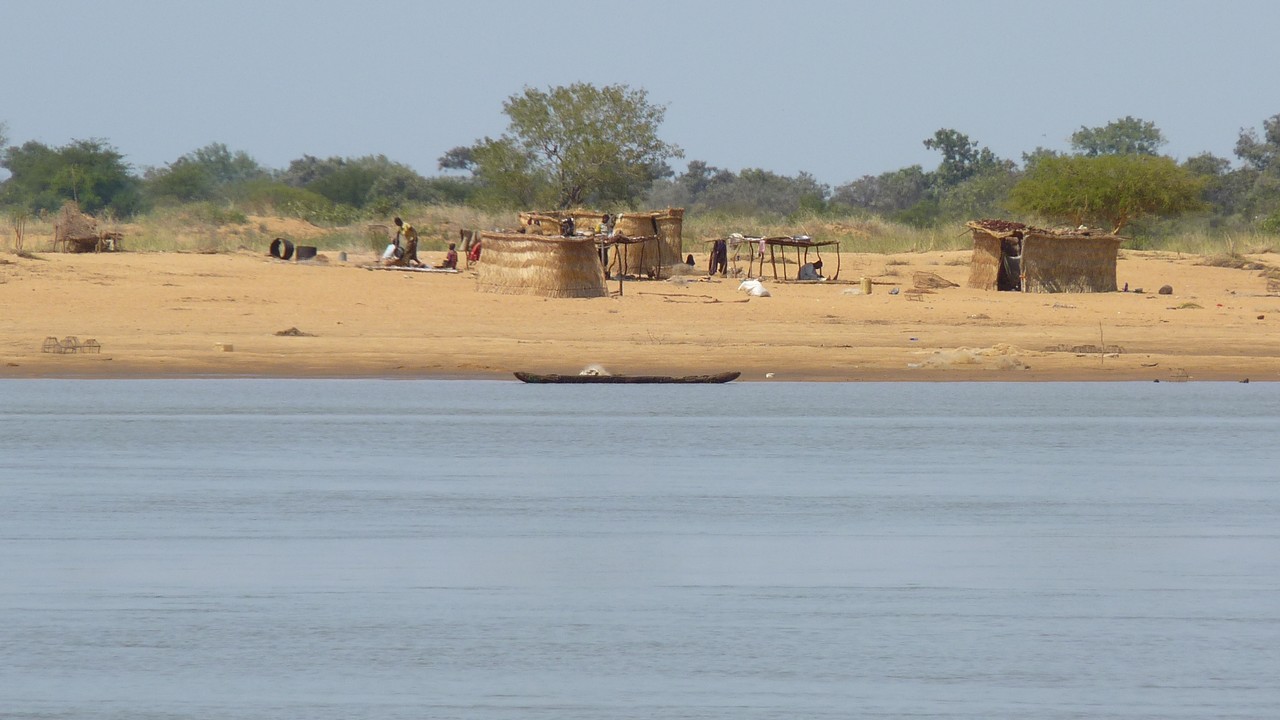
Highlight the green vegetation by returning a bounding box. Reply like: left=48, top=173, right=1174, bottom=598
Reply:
left=1070, top=116, right=1167, bottom=157
left=1, top=138, right=143, bottom=216
left=3, top=94, right=1280, bottom=255
left=1009, top=154, right=1205, bottom=233
left=456, top=83, right=683, bottom=209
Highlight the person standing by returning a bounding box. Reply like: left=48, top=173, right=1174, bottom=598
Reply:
left=392, top=216, right=422, bottom=267
left=709, top=238, right=728, bottom=276
left=596, top=214, right=614, bottom=274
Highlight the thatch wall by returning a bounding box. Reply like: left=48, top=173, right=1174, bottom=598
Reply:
left=569, top=210, right=607, bottom=233
left=1022, top=233, right=1120, bottom=293
left=653, top=207, right=684, bottom=265
left=967, top=221, right=1120, bottom=293
left=54, top=201, right=100, bottom=243
left=966, top=233, right=1002, bottom=289
left=517, top=212, right=563, bottom=236
left=613, top=212, right=657, bottom=238
left=613, top=212, right=658, bottom=274
left=475, top=232, right=607, bottom=298
left=517, top=210, right=610, bottom=236
left=613, top=208, right=683, bottom=274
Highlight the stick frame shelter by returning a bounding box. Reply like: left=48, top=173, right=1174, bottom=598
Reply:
left=596, top=235, right=659, bottom=279
left=727, top=236, right=840, bottom=281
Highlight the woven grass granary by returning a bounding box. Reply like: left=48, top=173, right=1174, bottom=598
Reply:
left=967, top=219, right=1121, bottom=293
left=517, top=210, right=609, bottom=236
left=475, top=231, right=607, bottom=298
left=612, top=208, right=684, bottom=275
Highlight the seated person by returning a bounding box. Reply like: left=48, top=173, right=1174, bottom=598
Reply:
left=798, top=259, right=825, bottom=281
left=436, top=242, right=459, bottom=269
left=467, top=239, right=482, bottom=263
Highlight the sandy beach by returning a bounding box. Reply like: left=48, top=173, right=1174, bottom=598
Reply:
left=5, top=246, right=1280, bottom=382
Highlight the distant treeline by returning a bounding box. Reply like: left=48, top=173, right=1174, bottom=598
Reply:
left=2, top=99, right=1279, bottom=238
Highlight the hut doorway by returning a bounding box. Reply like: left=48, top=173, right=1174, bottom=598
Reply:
left=997, top=237, right=1022, bottom=291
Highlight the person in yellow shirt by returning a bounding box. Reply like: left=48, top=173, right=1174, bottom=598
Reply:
left=390, top=216, right=422, bottom=267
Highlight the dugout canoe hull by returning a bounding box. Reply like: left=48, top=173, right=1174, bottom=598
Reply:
left=514, top=371, right=740, bottom=384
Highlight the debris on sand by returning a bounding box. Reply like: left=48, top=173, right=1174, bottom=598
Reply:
left=914, top=344, right=1028, bottom=370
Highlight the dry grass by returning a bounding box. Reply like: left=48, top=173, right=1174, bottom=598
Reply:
left=1197, top=253, right=1271, bottom=271
left=9, top=202, right=1280, bottom=259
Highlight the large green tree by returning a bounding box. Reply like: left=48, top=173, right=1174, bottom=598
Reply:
left=144, top=142, right=267, bottom=203
left=0, top=138, right=142, bottom=216
left=1071, top=116, right=1166, bottom=156
left=1009, top=154, right=1203, bottom=233
left=923, top=129, right=1008, bottom=188
left=465, top=83, right=683, bottom=209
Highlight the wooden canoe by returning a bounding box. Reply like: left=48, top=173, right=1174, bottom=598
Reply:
left=514, top=371, right=740, bottom=384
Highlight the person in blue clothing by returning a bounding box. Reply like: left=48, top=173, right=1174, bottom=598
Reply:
left=709, top=238, right=728, bottom=276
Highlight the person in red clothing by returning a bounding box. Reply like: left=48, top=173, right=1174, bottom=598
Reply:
left=436, top=242, right=459, bottom=270
left=467, top=239, right=482, bottom=264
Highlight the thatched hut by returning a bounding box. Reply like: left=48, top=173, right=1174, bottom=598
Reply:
left=475, top=231, right=607, bottom=298
left=967, top=220, right=1121, bottom=293
left=54, top=201, right=122, bottom=253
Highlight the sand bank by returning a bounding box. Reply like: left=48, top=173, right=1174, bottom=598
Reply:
left=4, top=248, right=1280, bottom=382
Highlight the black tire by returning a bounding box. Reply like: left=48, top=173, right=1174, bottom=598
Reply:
left=269, top=237, right=295, bottom=260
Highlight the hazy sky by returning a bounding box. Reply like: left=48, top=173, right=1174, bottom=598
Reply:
left=3, top=0, right=1278, bottom=186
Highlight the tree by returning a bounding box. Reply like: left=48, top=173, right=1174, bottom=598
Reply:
left=1233, top=114, right=1280, bottom=171
left=466, top=83, right=683, bottom=208
left=696, top=169, right=828, bottom=216
left=437, top=146, right=476, bottom=172
left=1009, top=154, right=1203, bottom=233
left=0, top=138, right=142, bottom=216
left=645, top=160, right=735, bottom=209
left=937, top=168, right=1019, bottom=220
left=144, top=160, right=218, bottom=203
left=144, top=143, right=266, bottom=204
left=923, top=129, right=1007, bottom=188
left=832, top=166, right=929, bottom=215
left=1228, top=114, right=1280, bottom=223
left=1021, top=147, right=1060, bottom=172
left=1181, top=152, right=1252, bottom=216
left=281, top=154, right=431, bottom=209
left=1070, top=116, right=1166, bottom=156
left=646, top=164, right=827, bottom=216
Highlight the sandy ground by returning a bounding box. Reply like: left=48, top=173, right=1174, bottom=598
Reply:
left=4, top=247, right=1280, bottom=382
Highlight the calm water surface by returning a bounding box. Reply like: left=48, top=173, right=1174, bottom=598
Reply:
left=1, top=380, right=1278, bottom=719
